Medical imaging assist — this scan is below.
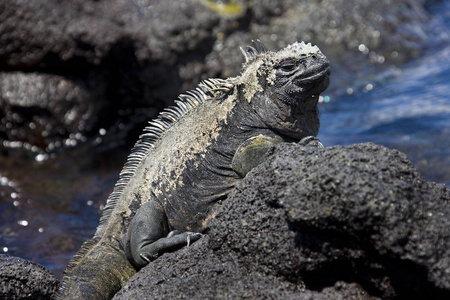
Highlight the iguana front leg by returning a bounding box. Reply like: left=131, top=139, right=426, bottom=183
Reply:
left=232, top=135, right=323, bottom=178
left=126, top=199, right=202, bottom=268
left=232, top=135, right=284, bottom=178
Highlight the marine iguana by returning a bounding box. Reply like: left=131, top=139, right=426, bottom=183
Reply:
left=56, top=40, right=330, bottom=299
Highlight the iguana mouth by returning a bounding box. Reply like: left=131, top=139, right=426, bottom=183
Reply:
left=292, top=64, right=330, bottom=96
left=294, top=65, right=331, bottom=84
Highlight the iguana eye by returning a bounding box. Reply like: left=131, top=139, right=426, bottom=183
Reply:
left=278, top=60, right=297, bottom=72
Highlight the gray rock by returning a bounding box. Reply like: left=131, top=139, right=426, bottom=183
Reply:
left=0, top=0, right=223, bottom=154
left=0, top=254, right=59, bottom=299
left=114, top=143, right=450, bottom=299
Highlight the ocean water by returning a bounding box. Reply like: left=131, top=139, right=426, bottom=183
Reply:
left=0, top=0, right=449, bottom=280
left=319, top=44, right=450, bottom=186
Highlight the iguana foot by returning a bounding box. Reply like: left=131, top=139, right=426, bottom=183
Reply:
left=298, top=136, right=324, bottom=148
left=126, top=199, right=203, bottom=268
left=138, top=231, right=203, bottom=265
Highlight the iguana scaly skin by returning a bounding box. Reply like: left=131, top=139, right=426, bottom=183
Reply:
left=56, top=40, right=330, bottom=299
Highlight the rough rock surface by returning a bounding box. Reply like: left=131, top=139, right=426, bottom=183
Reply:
left=0, top=254, right=59, bottom=299
left=0, top=0, right=443, bottom=155
left=114, top=143, right=450, bottom=299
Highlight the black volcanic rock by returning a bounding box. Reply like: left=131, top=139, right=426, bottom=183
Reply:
left=0, top=255, right=59, bottom=299
left=114, top=143, right=450, bottom=299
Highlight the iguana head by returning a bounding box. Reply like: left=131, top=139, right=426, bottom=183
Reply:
left=238, top=41, right=330, bottom=140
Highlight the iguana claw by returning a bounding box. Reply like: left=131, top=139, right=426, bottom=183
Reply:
left=135, top=231, right=203, bottom=267
left=298, top=136, right=324, bottom=148
left=139, top=253, right=153, bottom=263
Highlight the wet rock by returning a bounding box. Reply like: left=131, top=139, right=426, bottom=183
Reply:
left=0, top=72, right=103, bottom=154
left=0, top=0, right=443, bottom=155
left=0, top=254, right=59, bottom=299
left=114, top=143, right=450, bottom=299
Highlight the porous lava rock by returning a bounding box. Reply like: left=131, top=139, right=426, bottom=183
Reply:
left=0, top=254, right=59, bottom=299
left=114, top=143, right=450, bottom=299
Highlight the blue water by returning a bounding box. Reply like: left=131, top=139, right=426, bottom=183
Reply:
left=319, top=44, right=450, bottom=186
left=0, top=150, right=124, bottom=278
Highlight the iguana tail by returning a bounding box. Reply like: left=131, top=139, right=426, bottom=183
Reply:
left=55, top=237, right=136, bottom=300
